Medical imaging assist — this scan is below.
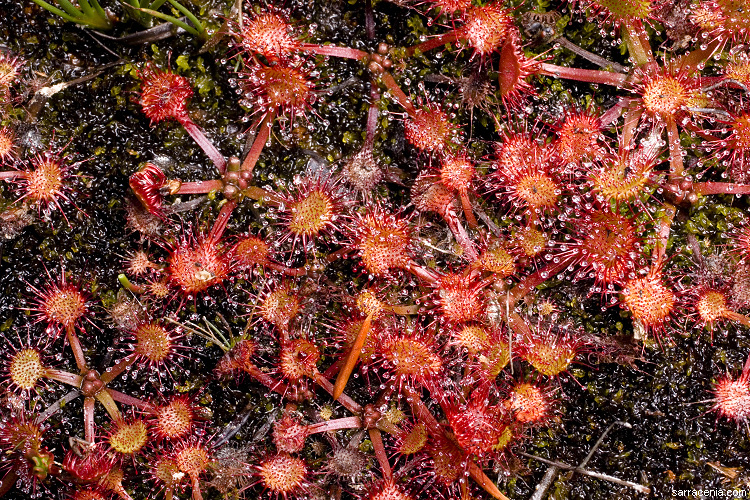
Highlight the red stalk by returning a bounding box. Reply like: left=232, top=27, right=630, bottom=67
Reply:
left=240, top=109, right=277, bottom=175
left=208, top=199, right=238, bottom=243
left=380, top=72, right=416, bottom=115
left=306, top=416, right=362, bottom=434
left=405, top=31, right=459, bottom=57
left=539, top=63, right=628, bottom=87
left=83, top=396, right=96, bottom=443
left=694, top=182, right=750, bottom=195
left=314, top=373, right=362, bottom=413
left=66, top=325, right=87, bottom=373
left=177, top=179, right=224, bottom=195
left=44, top=368, right=82, bottom=387
left=301, top=43, right=368, bottom=60
left=179, top=117, right=227, bottom=173
left=107, top=388, right=152, bottom=410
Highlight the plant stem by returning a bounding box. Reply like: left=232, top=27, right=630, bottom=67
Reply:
left=333, top=310, right=374, bottom=400
left=369, top=428, right=392, bottom=480
left=44, top=368, right=82, bottom=387
left=306, top=416, right=362, bottom=434
left=301, top=43, right=368, bottom=60
left=83, top=396, right=96, bottom=443
left=380, top=72, right=416, bottom=115
left=177, top=179, right=224, bottom=195
left=539, top=63, right=628, bottom=87
left=694, top=182, right=750, bottom=195
left=209, top=199, right=238, bottom=243
left=179, top=118, right=227, bottom=173
left=66, top=325, right=87, bottom=373
left=405, top=31, right=459, bottom=57
left=666, top=118, right=684, bottom=176
left=240, top=109, right=276, bottom=175
left=621, top=21, right=653, bottom=67
left=107, top=388, right=152, bottom=410
left=95, top=390, right=122, bottom=421
left=314, top=373, right=362, bottom=414
left=100, top=354, right=136, bottom=384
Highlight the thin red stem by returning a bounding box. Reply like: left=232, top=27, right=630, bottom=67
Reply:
left=666, top=118, right=684, bottom=176
left=405, top=31, right=459, bottom=57
left=380, top=72, right=416, bottom=115
left=179, top=117, right=227, bottom=173
left=177, top=179, right=224, bottom=195
left=100, top=353, right=136, bottom=384
left=240, top=109, right=276, bottom=175
left=83, top=396, right=96, bottom=443
left=539, top=63, right=628, bottom=87
left=508, top=255, right=575, bottom=308
left=44, top=368, right=82, bottom=387
left=0, top=171, right=24, bottom=181
left=66, top=325, right=87, bottom=373
left=306, top=416, right=362, bottom=434
left=314, top=373, right=362, bottom=414
left=95, top=389, right=122, bottom=421
left=301, top=43, right=369, bottom=60
left=107, top=388, right=153, bottom=410
left=208, top=199, right=238, bottom=243
left=369, top=428, right=392, bottom=481
left=694, top=182, right=750, bottom=195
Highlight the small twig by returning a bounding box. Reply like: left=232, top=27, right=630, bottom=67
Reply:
left=529, top=466, right=560, bottom=500
left=702, top=78, right=749, bottom=94
left=212, top=401, right=255, bottom=447
left=36, top=390, right=80, bottom=424
left=520, top=452, right=650, bottom=494
left=580, top=421, right=631, bottom=468
left=687, top=107, right=732, bottom=119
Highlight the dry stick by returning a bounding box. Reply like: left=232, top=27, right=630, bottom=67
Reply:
left=400, top=385, right=510, bottom=500
left=36, top=390, right=80, bottom=424
left=530, top=465, right=560, bottom=500
left=333, top=310, right=375, bottom=400
left=538, top=63, right=628, bottom=87
left=518, top=452, right=651, bottom=494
